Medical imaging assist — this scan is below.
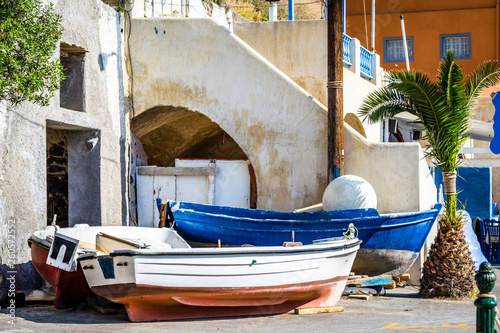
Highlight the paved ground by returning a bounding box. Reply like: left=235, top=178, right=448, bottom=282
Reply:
left=1, top=267, right=498, bottom=333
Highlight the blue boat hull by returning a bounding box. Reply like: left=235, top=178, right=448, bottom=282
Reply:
left=165, top=201, right=442, bottom=277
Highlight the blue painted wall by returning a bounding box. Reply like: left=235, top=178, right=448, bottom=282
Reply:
left=434, top=167, right=492, bottom=220
left=490, top=91, right=500, bottom=154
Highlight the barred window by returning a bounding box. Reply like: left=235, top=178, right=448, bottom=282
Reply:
left=384, top=37, right=413, bottom=63
left=440, top=34, right=471, bottom=59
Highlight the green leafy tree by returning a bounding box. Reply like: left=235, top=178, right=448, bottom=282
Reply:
left=0, top=0, right=64, bottom=106
left=358, top=51, right=500, bottom=298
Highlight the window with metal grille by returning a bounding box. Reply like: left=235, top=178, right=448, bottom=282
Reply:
left=440, top=33, right=471, bottom=59
left=383, top=37, right=413, bottom=63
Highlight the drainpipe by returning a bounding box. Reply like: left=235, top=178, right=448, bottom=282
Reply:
left=371, top=0, right=375, bottom=51
left=289, top=0, right=294, bottom=20
left=400, top=15, right=410, bottom=71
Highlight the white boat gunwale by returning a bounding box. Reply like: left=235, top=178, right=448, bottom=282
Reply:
left=77, top=238, right=361, bottom=261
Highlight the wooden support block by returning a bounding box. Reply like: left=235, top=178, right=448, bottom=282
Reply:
left=383, top=280, right=397, bottom=289
left=348, top=294, right=371, bottom=300
left=348, top=275, right=369, bottom=280
left=399, top=273, right=411, bottom=281
left=294, top=306, right=344, bottom=315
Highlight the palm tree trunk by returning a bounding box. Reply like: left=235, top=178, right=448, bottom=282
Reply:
left=442, top=172, right=456, bottom=196
left=442, top=171, right=458, bottom=229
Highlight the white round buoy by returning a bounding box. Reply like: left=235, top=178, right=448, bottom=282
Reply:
left=322, top=175, right=377, bottom=210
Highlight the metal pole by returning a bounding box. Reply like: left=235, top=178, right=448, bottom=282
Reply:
left=343, top=0, right=346, bottom=33
left=475, top=262, right=497, bottom=333
left=327, top=0, right=344, bottom=182
left=371, top=0, right=375, bottom=51
left=269, top=2, right=278, bottom=21
left=400, top=15, right=410, bottom=71
left=289, top=0, right=294, bottom=20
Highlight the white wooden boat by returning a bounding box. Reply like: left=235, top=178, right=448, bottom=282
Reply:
left=29, top=225, right=190, bottom=309
left=78, top=231, right=361, bottom=321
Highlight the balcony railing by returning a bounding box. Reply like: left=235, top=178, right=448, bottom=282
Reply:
left=360, top=46, right=373, bottom=80
left=343, top=33, right=352, bottom=66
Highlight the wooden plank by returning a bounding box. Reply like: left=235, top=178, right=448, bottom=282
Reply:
left=137, top=166, right=219, bottom=176
left=293, top=203, right=323, bottom=213
left=348, top=294, right=371, bottom=300
left=294, top=306, right=344, bottom=315
left=399, top=273, right=411, bottom=281
left=346, top=275, right=393, bottom=287
left=383, top=280, right=397, bottom=289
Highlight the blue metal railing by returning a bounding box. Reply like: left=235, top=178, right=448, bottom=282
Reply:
left=360, top=46, right=373, bottom=79
left=343, top=33, right=352, bottom=66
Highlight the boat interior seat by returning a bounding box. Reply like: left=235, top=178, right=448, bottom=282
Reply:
left=96, top=232, right=150, bottom=253
left=95, top=232, right=176, bottom=253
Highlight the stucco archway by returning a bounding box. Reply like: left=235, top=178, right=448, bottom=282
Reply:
left=131, top=105, right=257, bottom=207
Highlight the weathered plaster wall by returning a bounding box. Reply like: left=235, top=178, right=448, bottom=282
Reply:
left=232, top=20, right=437, bottom=212
left=233, top=20, right=383, bottom=142
left=131, top=18, right=329, bottom=211
left=0, top=0, right=128, bottom=288
left=344, top=125, right=437, bottom=213
left=130, top=18, right=434, bottom=214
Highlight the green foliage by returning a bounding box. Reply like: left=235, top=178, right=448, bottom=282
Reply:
left=0, top=0, right=64, bottom=106
left=358, top=51, right=500, bottom=228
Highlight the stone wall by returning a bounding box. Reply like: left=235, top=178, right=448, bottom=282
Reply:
left=0, top=0, right=129, bottom=290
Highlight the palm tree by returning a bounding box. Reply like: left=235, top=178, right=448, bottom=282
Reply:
left=358, top=50, right=500, bottom=298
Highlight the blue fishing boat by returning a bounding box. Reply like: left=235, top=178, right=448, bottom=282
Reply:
left=159, top=200, right=442, bottom=277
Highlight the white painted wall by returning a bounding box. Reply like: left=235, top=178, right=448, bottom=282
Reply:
left=131, top=18, right=329, bottom=211
left=233, top=20, right=384, bottom=142
left=137, top=159, right=250, bottom=227
left=0, top=0, right=128, bottom=290
left=344, top=124, right=437, bottom=213
left=131, top=18, right=436, bottom=213
left=136, top=159, right=251, bottom=227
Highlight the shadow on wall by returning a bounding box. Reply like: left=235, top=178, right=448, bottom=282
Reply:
left=130, top=105, right=248, bottom=167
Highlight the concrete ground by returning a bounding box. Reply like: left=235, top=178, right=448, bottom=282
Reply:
left=1, top=267, right=498, bottom=333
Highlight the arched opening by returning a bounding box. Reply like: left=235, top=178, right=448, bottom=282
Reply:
left=130, top=106, right=257, bottom=225
left=131, top=106, right=249, bottom=166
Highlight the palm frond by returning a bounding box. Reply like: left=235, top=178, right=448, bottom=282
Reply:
left=437, top=50, right=467, bottom=112
left=465, top=60, right=500, bottom=109
left=358, top=86, right=413, bottom=123
left=385, top=71, right=447, bottom=131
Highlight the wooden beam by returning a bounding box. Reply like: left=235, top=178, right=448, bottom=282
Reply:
left=137, top=166, right=219, bottom=176
left=348, top=294, right=371, bottom=300
left=327, top=0, right=344, bottom=182
left=294, top=306, right=344, bottom=314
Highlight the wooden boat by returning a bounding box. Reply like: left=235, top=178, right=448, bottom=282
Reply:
left=162, top=200, right=442, bottom=277
left=78, top=234, right=361, bottom=321
left=28, top=225, right=190, bottom=309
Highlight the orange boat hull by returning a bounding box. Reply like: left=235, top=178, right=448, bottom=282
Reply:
left=29, top=240, right=94, bottom=309
left=92, top=276, right=348, bottom=321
